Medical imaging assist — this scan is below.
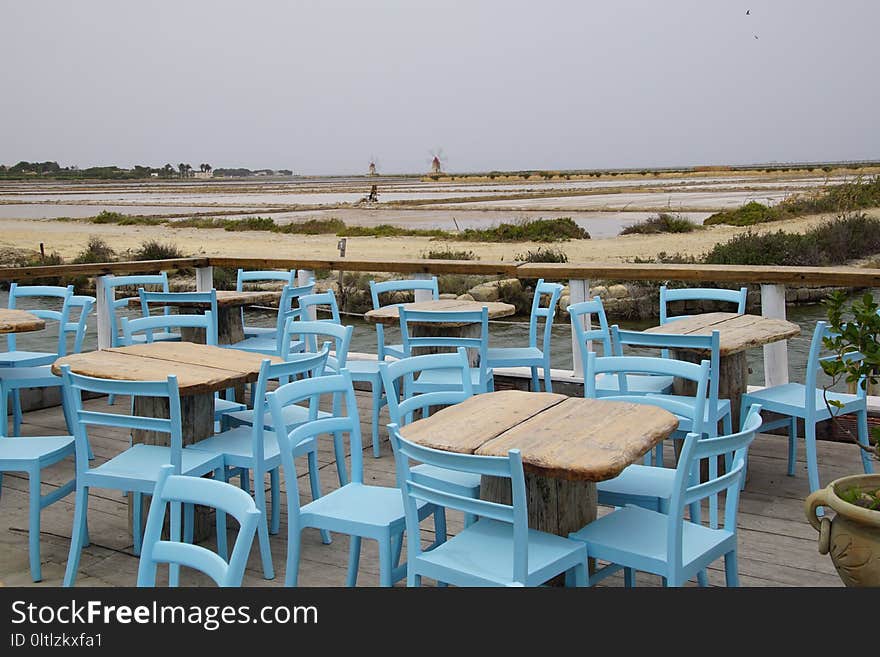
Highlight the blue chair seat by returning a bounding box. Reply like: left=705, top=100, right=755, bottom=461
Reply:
left=126, top=332, right=181, bottom=345
left=226, top=404, right=332, bottom=430
left=214, top=397, right=245, bottom=420
left=485, top=346, right=543, bottom=364
left=300, top=482, right=431, bottom=535
left=0, top=435, right=74, bottom=462
left=645, top=393, right=731, bottom=431
left=597, top=464, right=676, bottom=510
left=416, top=518, right=586, bottom=586
left=243, top=326, right=278, bottom=338
left=88, top=444, right=222, bottom=487
left=0, top=366, right=59, bottom=387
left=228, top=336, right=305, bottom=355
left=414, top=367, right=486, bottom=390
left=411, top=463, right=482, bottom=493
left=188, top=426, right=282, bottom=463
left=570, top=504, right=735, bottom=574
left=0, top=351, right=58, bottom=367
left=382, top=344, right=405, bottom=360
left=346, top=359, right=382, bottom=379
left=596, top=373, right=674, bottom=395
left=743, top=383, right=861, bottom=418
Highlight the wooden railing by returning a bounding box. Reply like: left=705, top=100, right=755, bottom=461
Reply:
left=4, top=256, right=880, bottom=384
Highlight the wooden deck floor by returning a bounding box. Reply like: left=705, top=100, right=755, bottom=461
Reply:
left=0, top=391, right=859, bottom=587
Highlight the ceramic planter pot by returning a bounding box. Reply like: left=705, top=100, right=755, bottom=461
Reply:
left=805, top=474, right=880, bottom=587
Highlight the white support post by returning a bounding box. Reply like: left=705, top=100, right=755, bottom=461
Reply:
left=298, top=269, right=317, bottom=320
left=413, top=272, right=433, bottom=303
left=761, top=283, right=789, bottom=387
left=95, top=275, right=111, bottom=350
left=195, top=266, right=214, bottom=292
left=569, top=279, right=590, bottom=377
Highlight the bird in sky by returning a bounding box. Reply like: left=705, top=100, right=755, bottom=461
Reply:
left=754, top=34, right=759, bottom=39
left=746, top=9, right=750, bottom=15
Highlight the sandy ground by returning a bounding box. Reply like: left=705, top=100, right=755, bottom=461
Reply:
left=4, top=207, right=879, bottom=265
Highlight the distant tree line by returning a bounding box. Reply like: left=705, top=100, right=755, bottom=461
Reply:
left=0, top=161, right=294, bottom=180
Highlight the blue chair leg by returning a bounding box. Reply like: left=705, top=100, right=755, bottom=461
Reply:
left=543, top=364, right=553, bottom=393
left=857, top=409, right=874, bottom=474
left=12, top=390, right=22, bottom=437
left=284, top=527, right=302, bottom=587
left=28, top=467, right=42, bottom=582
left=251, top=467, right=275, bottom=580
left=530, top=367, right=540, bottom=393
left=371, top=382, right=382, bottom=458
left=346, top=536, right=362, bottom=587
left=306, top=451, right=331, bottom=545
left=378, top=534, right=393, bottom=587
left=697, top=569, right=709, bottom=587
left=709, top=456, right=719, bottom=529
left=132, top=492, right=143, bottom=556
left=804, top=421, right=821, bottom=497
left=0, top=386, right=8, bottom=438
left=239, top=468, right=250, bottom=493
left=407, top=570, right=422, bottom=587
left=269, top=468, right=280, bottom=534
left=565, top=561, right=587, bottom=587
left=724, top=550, right=739, bottom=587
left=63, top=485, right=89, bottom=587
left=168, top=501, right=181, bottom=587
left=623, top=567, right=636, bottom=587
left=787, top=416, right=797, bottom=476
left=433, top=508, right=447, bottom=545
left=184, top=503, right=194, bottom=544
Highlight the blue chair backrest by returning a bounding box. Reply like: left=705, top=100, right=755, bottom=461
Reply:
left=612, top=327, right=722, bottom=421
left=236, top=269, right=297, bottom=290
left=585, top=352, right=710, bottom=436
left=60, top=365, right=184, bottom=475
left=6, top=283, right=74, bottom=355
left=137, top=465, right=260, bottom=587
left=389, top=425, right=531, bottom=584
left=806, top=321, right=866, bottom=412
left=666, top=405, right=762, bottom=563
left=64, top=295, right=96, bottom=355
left=568, top=296, right=613, bottom=358
left=285, top=290, right=341, bottom=324
left=104, top=273, right=170, bottom=347
left=370, top=277, right=439, bottom=309
left=121, top=311, right=218, bottom=346
left=660, top=286, right=747, bottom=324
left=268, top=282, right=317, bottom=335
left=280, top=317, right=352, bottom=368
left=267, top=370, right=363, bottom=493
left=379, top=348, right=474, bottom=425
left=138, top=290, right=218, bottom=323
left=398, top=306, right=490, bottom=367
left=528, top=279, right=564, bottom=352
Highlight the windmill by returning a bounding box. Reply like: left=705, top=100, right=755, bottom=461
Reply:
left=367, top=155, right=380, bottom=176
left=427, top=148, right=447, bottom=174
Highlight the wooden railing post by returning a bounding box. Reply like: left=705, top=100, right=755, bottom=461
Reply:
left=761, top=283, right=789, bottom=386
left=298, top=269, right=317, bottom=320
left=95, top=275, right=111, bottom=350
left=195, top=266, right=214, bottom=292
left=413, top=272, right=433, bottom=303
left=569, top=279, right=590, bottom=376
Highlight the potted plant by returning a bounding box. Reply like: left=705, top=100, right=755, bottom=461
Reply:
left=805, top=291, right=880, bottom=586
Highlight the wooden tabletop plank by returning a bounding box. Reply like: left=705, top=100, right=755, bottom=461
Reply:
left=108, top=342, right=282, bottom=372
left=129, top=290, right=281, bottom=309
left=476, top=397, right=678, bottom=481
left=365, top=299, right=516, bottom=326
left=52, top=343, right=268, bottom=395
left=399, top=390, right=567, bottom=453
left=0, top=309, right=45, bottom=334
left=644, top=312, right=800, bottom=356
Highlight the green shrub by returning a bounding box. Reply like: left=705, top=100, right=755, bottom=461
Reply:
left=278, top=218, right=346, bottom=234
left=224, top=216, right=276, bottom=232
left=703, top=201, right=779, bottom=226
left=90, top=210, right=163, bottom=226
left=133, top=240, right=185, bottom=261
left=497, top=281, right=530, bottom=314
left=514, top=247, right=568, bottom=263
left=620, top=213, right=701, bottom=235
left=73, top=236, right=116, bottom=264
left=340, top=224, right=450, bottom=238
left=421, top=247, right=479, bottom=260
left=457, top=217, right=589, bottom=243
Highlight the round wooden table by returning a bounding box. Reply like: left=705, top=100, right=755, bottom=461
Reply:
left=132, top=290, right=281, bottom=345
left=364, top=299, right=515, bottom=363
left=400, top=389, right=678, bottom=574
left=643, top=312, right=801, bottom=429
left=0, top=309, right=45, bottom=335
left=53, top=341, right=280, bottom=539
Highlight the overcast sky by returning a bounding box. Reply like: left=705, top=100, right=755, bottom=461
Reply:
left=1, top=0, right=877, bottom=175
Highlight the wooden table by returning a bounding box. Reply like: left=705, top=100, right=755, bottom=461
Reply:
left=644, top=312, right=801, bottom=429
left=131, top=290, right=281, bottom=345
left=364, top=299, right=515, bottom=364
left=0, top=309, right=45, bottom=334
left=53, top=342, right=281, bottom=538
left=400, top=390, right=677, bottom=538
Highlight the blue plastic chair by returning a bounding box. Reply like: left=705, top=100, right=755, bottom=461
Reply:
left=268, top=369, right=445, bottom=586
left=568, top=404, right=763, bottom=587
left=613, top=326, right=732, bottom=438
left=236, top=268, right=298, bottom=338
left=137, top=465, right=261, bottom=587
left=741, top=321, right=875, bottom=499
left=0, top=295, right=95, bottom=437
left=369, top=277, right=439, bottom=361
left=227, top=282, right=316, bottom=355
left=290, top=290, right=342, bottom=324
left=60, top=366, right=227, bottom=587
left=380, top=348, right=481, bottom=525
left=389, top=424, right=587, bottom=587
left=0, top=435, right=76, bottom=581
left=138, top=289, right=218, bottom=340
left=568, top=297, right=673, bottom=396
left=120, top=310, right=245, bottom=427
left=1, top=284, right=74, bottom=368
left=659, top=285, right=748, bottom=324
left=104, top=273, right=178, bottom=347
left=399, top=306, right=494, bottom=394
left=486, top=279, right=563, bottom=392
left=188, top=348, right=331, bottom=579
